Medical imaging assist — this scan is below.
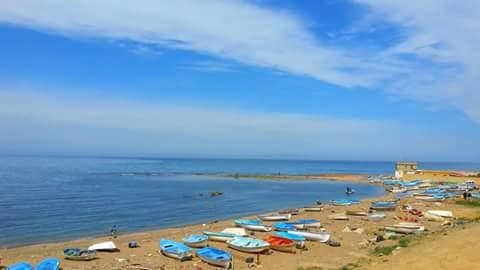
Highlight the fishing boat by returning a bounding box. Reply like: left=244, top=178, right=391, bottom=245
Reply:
left=203, top=231, right=238, bottom=242
left=234, top=219, right=262, bottom=227
left=346, top=210, right=369, bottom=216
left=273, top=232, right=306, bottom=242
left=159, top=239, right=193, bottom=261
left=63, top=248, right=97, bottom=261
left=286, top=231, right=330, bottom=242
left=426, top=210, right=453, bottom=218
left=264, top=236, right=295, bottom=252
left=278, top=209, right=300, bottom=215
left=227, top=237, right=270, bottom=253
left=87, top=241, right=118, bottom=252
left=331, top=199, right=360, bottom=206
left=388, top=187, right=408, bottom=193
left=392, top=222, right=424, bottom=229
left=196, top=247, right=232, bottom=269
left=423, top=212, right=445, bottom=221
left=272, top=222, right=296, bottom=231
left=242, top=224, right=272, bottom=232
left=35, top=258, right=60, bottom=270
left=370, top=201, right=397, bottom=211
left=385, top=226, right=424, bottom=234
left=303, top=206, right=323, bottom=212
left=222, top=228, right=247, bottom=236
left=471, top=192, right=480, bottom=199
left=258, top=213, right=292, bottom=221
left=365, top=213, right=386, bottom=221
left=183, top=234, right=208, bottom=248
left=7, top=263, right=33, bottom=270
left=328, top=214, right=349, bottom=220
left=383, top=179, right=401, bottom=185
left=291, top=219, right=321, bottom=229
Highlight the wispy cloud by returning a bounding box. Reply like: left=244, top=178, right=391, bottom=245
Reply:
left=183, top=60, right=236, bottom=73
left=1, top=89, right=478, bottom=161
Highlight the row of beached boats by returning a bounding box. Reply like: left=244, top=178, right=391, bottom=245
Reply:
left=6, top=258, right=59, bottom=270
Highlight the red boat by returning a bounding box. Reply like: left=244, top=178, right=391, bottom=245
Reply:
left=264, top=236, right=295, bottom=252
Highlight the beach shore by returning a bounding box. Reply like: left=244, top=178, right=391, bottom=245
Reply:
left=2, top=188, right=479, bottom=270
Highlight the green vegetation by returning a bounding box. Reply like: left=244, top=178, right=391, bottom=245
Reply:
left=456, top=200, right=480, bottom=207
left=373, top=245, right=398, bottom=256
left=398, top=236, right=413, bottom=247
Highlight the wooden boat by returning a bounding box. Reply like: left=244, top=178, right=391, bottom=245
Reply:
left=385, top=226, right=424, bottom=234
left=328, top=214, right=349, bottom=220
left=392, top=222, right=424, bottom=229
left=346, top=210, right=369, bottom=216
left=196, top=247, right=232, bottom=269
left=7, top=263, right=33, bottom=270
left=365, top=213, right=386, bottom=221
left=292, top=219, right=321, bottom=229
left=204, top=228, right=246, bottom=242
left=63, top=248, right=97, bottom=261
left=264, top=236, right=295, bottom=252
left=87, top=241, right=118, bottom=252
left=243, top=224, right=272, bottom=232
left=227, top=237, right=270, bottom=253
left=159, top=239, right=193, bottom=261
left=272, top=232, right=306, bottom=242
left=303, top=206, right=323, bottom=212
left=183, top=234, right=208, bottom=248
left=234, top=219, right=261, bottom=227
left=426, top=210, right=453, bottom=218
left=370, top=201, right=397, bottom=211
left=258, top=213, right=291, bottom=221
left=272, top=222, right=296, bottom=231
left=287, top=231, right=330, bottom=242
left=35, top=258, right=60, bottom=270
left=222, top=228, right=247, bottom=236
left=279, top=209, right=300, bottom=215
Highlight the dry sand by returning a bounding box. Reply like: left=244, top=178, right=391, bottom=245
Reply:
left=2, top=190, right=480, bottom=270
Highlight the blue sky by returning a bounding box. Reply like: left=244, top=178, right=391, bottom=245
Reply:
left=0, top=0, right=479, bottom=161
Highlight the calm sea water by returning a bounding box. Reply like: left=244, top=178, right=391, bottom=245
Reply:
left=1, top=156, right=478, bottom=247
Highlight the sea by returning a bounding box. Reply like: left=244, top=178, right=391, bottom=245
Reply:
left=1, top=156, right=479, bottom=247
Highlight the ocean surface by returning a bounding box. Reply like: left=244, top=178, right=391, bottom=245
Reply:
left=1, top=156, right=479, bottom=247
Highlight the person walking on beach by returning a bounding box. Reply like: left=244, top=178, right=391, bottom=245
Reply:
left=110, top=225, right=118, bottom=239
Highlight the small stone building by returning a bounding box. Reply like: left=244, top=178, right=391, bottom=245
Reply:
left=395, top=161, right=418, bottom=178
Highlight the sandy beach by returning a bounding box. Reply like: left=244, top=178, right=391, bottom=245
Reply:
left=2, top=181, right=479, bottom=270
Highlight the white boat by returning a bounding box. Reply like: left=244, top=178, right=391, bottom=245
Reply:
left=287, top=231, right=330, bottom=242
left=365, top=213, right=386, bottom=221
left=426, top=210, right=453, bottom=218
left=346, top=210, right=369, bottom=216
left=87, top=241, right=118, bottom=251
left=392, top=222, right=423, bottom=229
left=385, top=226, right=424, bottom=234
left=423, top=212, right=444, bottom=222
left=222, top=227, right=247, bottom=236
left=328, top=214, right=349, bottom=220
left=258, top=213, right=291, bottom=221
left=389, top=188, right=407, bottom=193
left=243, top=224, right=272, bottom=232
left=303, top=206, right=323, bottom=212
left=204, top=228, right=247, bottom=242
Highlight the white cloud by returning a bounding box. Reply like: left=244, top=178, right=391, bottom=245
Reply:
left=1, top=89, right=479, bottom=161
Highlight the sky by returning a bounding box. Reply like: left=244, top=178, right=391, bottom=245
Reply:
left=0, top=0, right=479, bottom=162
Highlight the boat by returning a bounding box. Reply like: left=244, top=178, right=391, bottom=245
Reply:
left=426, top=210, right=453, bottom=218
left=227, top=237, right=270, bottom=253
left=331, top=199, right=360, bottom=206
left=365, top=213, right=386, bottom=221
left=388, top=187, right=408, bottom=193
left=221, top=228, right=247, bottom=236
left=272, top=232, right=306, bottom=242
left=7, top=263, right=33, bottom=270
left=242, top=224, right=272, bottom=232
left=471, top=192, right=480, bottom=199
left=87, top=241, right=118, bottom=252
left=286, top=231, right=330, bottom=242
left=346, top=210, right=369, bottom=216
left=63, top=248, right=97, bottom=261
left=383, top=180, right=401, bottom=185
left=423, top=212, right=444, bottom=221
left=291, top=219, right=321, bottom=229
left=159, top=239, right=193, bottom=261
left=183, top=234, right=208, bottom=248
left=272, top=222, right=296, bottom=231
left=328, top=214, right=349, bottom=220
left=392, top=222, right=424, bottom=229
left=264, top=236, right=295, bottom=252
left=258, top=213, right=292, bottom=221
left=385, top=226, right=424, bottom=234
left=203, top=231, right=238, bottom=242
left=370, top=201, right=397, bottom=211
left=278, top=209, right=300, bottom=215
left=234, top=219, right=262, bottom=227
left=35, top=258, right=60, bottom=270
left=196, top=247, right=232, bottom=269
left=303, top=206, right=323, bottom=212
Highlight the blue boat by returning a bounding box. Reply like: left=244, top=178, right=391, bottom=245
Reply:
left=196, top=247, right=232, bottom=268
left=7, top=263, right=33, bottom=270
left=422, top=188, right=445, bottom=194
left=383, top=180, right=401, bottom=185
left=272, top=222, right=295, bottom=231
left=35, top=258, right=60, bottom=270
left=371, top=201, right=397, bottom=210
left=159, top=239, right=193, bottom=261
left=234, top=219, right=262, bottom=226
left=227, top=237, right=270, bottom=253
left=331, top=199, right=360, bottom=206
left=400, top=180, right=422, bottom=187
left=273, top=232, right=306, bottom=242
left=64, top=248, right=97, bottom=261
left=183, top=234, right=208, bottom=248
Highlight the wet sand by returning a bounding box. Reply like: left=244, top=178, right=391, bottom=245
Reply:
left=1, top=190, right=479, bottom=270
